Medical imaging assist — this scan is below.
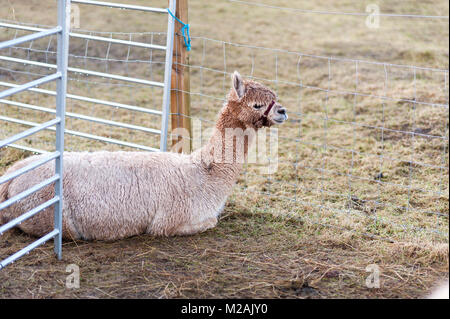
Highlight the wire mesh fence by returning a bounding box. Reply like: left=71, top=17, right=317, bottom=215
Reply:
left=0, top=1, right=448, bottom=244
left=177, top=35, right=449, bottom=243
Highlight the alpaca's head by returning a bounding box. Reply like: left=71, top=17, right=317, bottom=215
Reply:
left=226, top=71, right=288, bottom=129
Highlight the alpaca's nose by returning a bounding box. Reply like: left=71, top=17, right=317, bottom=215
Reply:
left=277, top=107, right=287, bottom=115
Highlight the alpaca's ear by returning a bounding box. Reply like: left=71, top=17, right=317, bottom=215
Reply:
left=232, top=71, right=245, bottom=99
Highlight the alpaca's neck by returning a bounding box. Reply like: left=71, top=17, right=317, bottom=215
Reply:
left=192, top=105, right=256, bottom=179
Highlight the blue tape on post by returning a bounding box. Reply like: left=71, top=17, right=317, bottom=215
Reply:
left=167, top=8, right=191, bottom=51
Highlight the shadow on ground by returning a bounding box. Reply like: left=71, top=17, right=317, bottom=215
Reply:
left=0, top=205, right=447, bottom=299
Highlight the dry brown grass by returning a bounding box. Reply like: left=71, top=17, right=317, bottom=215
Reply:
left=0, top=203, right=447, bottom=299
left=0, top=0, right=448, bottom=298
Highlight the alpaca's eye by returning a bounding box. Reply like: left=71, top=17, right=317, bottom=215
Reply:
left=253, top=104, right=263, bottom=109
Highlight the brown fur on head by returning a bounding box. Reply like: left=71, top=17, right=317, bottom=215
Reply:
left=226, top=71, right=288, bottom=129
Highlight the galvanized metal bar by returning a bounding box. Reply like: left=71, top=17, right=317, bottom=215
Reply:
left=0, top=22, right=44, bottom=33
left=0, top=174, right=59, bottom=211
left=53, top=0, right=70, bottom=260
left=160, top=0, right=176, bottom=151
left=0, top=151, right=60, bottom=185
left=0, top=26, right=62, bottom=50
left=0, top=81, right=163, bottom=116
left=0, top=23, right=166, bottom=51
left=0, top=197, right=60, bottom=234
left=71, top=0, right=167, bottom=13
left=6, top=143, right=48, bottom=154
left=0, top=56, right=164, bottom=87
left=0, top=99, right=161, bottom=135
left=71, top=33, right=166, bottom=50
left=0, top=115, right=160, bottom=152
left=0, top=118, right=61, bottom=149
left=63, top=128, right=160, bottom=151
left=0, top=229, right=59, bottom=270
left=0, top=72, right=62, bottom=99
left=70, top=66, right=164, bottom=87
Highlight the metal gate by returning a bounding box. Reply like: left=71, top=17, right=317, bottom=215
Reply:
left=0, top=0, right=69, bottom=269
left=0, top=0, right=176, bottom=269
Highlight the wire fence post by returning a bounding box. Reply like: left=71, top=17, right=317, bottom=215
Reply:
left=54, top=0, right=70, bottom=260
left=170, top=0, right=192, bottom=152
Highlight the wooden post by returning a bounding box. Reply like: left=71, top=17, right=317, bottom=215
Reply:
left=170, top=0, right=191, bottom=153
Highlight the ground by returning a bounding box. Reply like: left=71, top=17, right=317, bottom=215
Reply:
left=0, top=200, right=447, bottom=298
left=0, top=0, right=449, bottom=298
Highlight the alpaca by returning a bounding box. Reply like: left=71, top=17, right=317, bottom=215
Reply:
left=428, top=281, right=449, bottom=299
left=0, top=71, right=288, bottom=240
